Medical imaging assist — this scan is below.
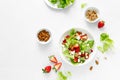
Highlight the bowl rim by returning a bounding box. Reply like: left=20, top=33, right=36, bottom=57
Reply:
left=37, top=28, right=52, bottom=45
left=59, top=28, right=96, bottom=67
left=84, top=6, right=100, bottom=23
left=44, top=0, right=74, bottom=10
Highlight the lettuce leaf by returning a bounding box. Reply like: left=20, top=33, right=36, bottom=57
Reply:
left=98, top=33, right=114, bottom=53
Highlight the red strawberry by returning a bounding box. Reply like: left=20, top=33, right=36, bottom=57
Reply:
left=49, top=55, right=58, bottom=63
left=53, top=62, right=62, bottom=72
left=76, top=31, right=82, bottom=35
left=62, top=39, right=67, bottom=45
left=73, top=44, right=80, bottom=53
left=90, top=49, right=93, bottom=52
left=98, top=21, right=105, bottom=28
left=80, top=34, right=88, bottom=41
left=74, top=57, right=78, bottom=62
left=74, top=47, right=80, bottom=53
left=80, top=53, right=85, bottom=57
left=66, top=35, right=70, bottom=38
left=42, top=66, right=51, bottom=73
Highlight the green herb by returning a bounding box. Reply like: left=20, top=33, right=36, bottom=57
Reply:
left=97, top=33, right=114, bottom=53
left=57, top=71, right=72, bottom=80
left=81, top=3, right=87, bottom=8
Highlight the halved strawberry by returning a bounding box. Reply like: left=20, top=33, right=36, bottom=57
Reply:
left=74, top=57, right=78, bottom=62
left=42, top=66, right=51, bottom=73
left=76, top=31, right=82, bottom=35
left=66, top=35, right=70, bottom=38
left=62, top=39, right=67, bottom=45
left=53, top=62, right=62, bottom=72
left=80, top=53, right=85, bottom=57
left=80, top=34, right=88, bottom=41
left=90, top=49, right=93, bottom=52
left=73, top=44, right=80, bottom=53
left=49, top=55, right=58, bottom=63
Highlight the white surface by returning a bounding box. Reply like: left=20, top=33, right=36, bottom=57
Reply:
left=0, top=0, right=120, bottom=80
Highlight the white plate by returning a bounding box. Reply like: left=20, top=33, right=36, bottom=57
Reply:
left=59, top=28, right=96, bottom=67
left=44, top=0, right=74, bottom=9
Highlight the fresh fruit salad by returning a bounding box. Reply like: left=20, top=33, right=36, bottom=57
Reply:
left=61, top=29, right=94, bottom=65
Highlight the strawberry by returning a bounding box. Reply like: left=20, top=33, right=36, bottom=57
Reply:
left=74, top=47, right=80, bottom=53
left=53, top=62, right=62, bottom=72
left=80, top=34, right=88, bottom=41
left=66, top=35, right=70, bottom=38
left=80, top=53, right=85, bottom=57
left=74, top=57, right=78, bottom=62
left=98, top=21, right=105, bottom=29
left=62, top=39, right=67, bottom=45
left=76, top=31, right=82, bottom=35
left=90, top=49, right=93, bottom=52
left=49, top=55, right=58, bottom=63
left=73, top=44, right=80, bottom=53
left=42, top=66, right=51, bottom=73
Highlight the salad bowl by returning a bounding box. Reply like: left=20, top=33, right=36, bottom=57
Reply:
left=44, top=0, right=74, bottom=9
left=59, top=28, right=96, bottom=66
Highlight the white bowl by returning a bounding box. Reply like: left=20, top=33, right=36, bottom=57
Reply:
left=59, top=28, right=96, bottom=67
left=37, top=28, right=52, bottom=45
left=84, top=6, right=100, bottom=23
left=44, top=0, right=74, bottom=9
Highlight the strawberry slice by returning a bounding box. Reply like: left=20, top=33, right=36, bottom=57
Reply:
left=49, top=55, right=58, bottom=63
left=42, top=66, right=51, bottom=73
left=74, top=57, right=78, bottom=62
left=90, top=49, right=93, bottom=52
left=80, top=53, right=85, bottom=57
left=53, top=62, right=62, bottom=72
left=62, top=39, right=67, bottom=45
left=66, top=35, right=70, bottom=38
left=73, top=44, right=80, bottom=53
left=80, top=34, right=88, bottom=41
left=76, top=31, right=82, bottom=35
left=74, top=47, right=80, bottom=53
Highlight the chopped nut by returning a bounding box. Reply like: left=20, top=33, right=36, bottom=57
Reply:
left=86, top=9, right=98, bottom=21
left=38, top=30, right=50, bottom=42
left=89, top=66, right=93, bottom=71
left=95, top=60, right=99, bottom=65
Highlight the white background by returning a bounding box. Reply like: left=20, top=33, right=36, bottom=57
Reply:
left=0, top=0, right=120, bottom=80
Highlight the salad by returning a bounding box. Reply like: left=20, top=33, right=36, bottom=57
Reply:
left=61, top=29, right=94, bottom=65
left=48, top=0, right=74, bottom=8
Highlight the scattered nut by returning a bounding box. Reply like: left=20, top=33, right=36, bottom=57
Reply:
left=95, top=60, right=99, bottom=65
left=89, top=66, right=93, bottom=71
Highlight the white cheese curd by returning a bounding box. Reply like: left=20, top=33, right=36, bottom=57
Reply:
left=79, top=52, right=81, bottom=55
left=76, top=35, right=80, bottom=40
left=78, top=58, right=80, bottom=62
left=70, top=51, right=75, bottom=55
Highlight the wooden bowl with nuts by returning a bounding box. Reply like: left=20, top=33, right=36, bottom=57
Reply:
left=37, top=28, right=52, bottom=45
left=84, top=7, right=100, bottom=23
